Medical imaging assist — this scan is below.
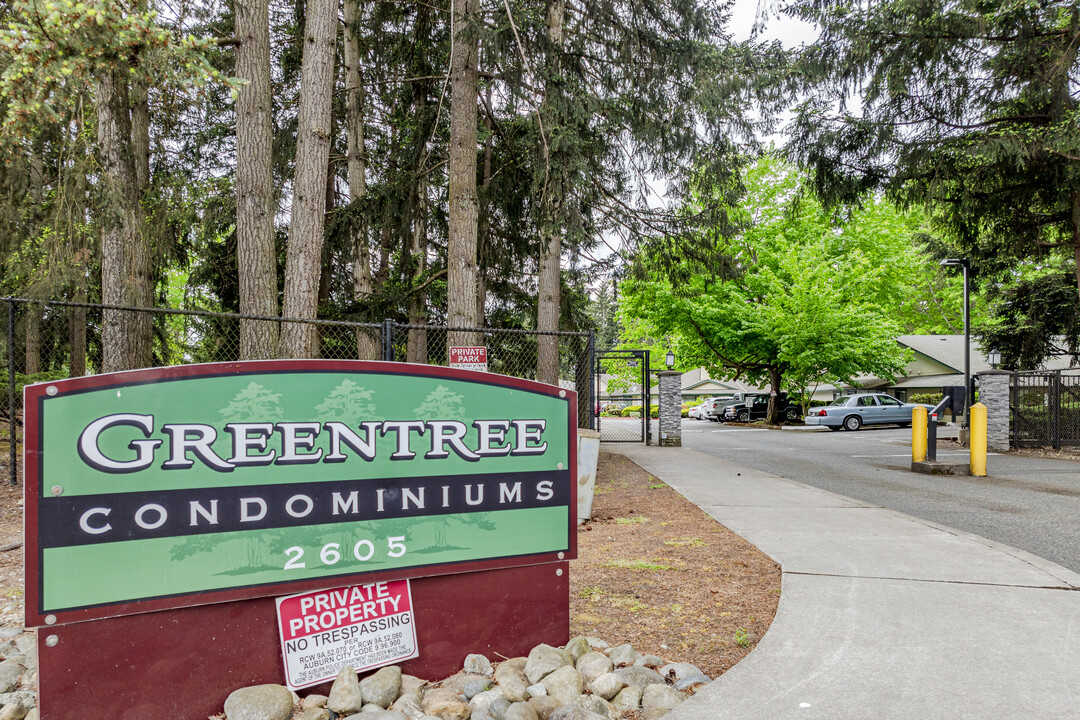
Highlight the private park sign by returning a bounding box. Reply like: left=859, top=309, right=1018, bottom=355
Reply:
left=24, top=360, right=577, bottom=627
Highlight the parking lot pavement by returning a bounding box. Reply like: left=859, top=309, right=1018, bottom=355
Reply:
left=678, top=420, right=1080, bottom=574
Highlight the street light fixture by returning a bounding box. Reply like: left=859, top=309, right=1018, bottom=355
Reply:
left=988, top=348, right=1001, bottom=369
left=665, top=350, right=675, bottom=369
left=940, top=258, right=971, bottom=427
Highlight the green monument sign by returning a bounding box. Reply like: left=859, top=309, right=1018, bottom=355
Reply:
left=25, top=360, right=576, bottom=627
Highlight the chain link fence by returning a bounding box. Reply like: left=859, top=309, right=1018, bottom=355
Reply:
left=1011, top=369, right=1080, bottom=449
left=2, top=297, right=594, bottom=485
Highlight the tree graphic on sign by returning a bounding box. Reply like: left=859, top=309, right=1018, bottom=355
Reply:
left=315, top=379, right=381, bottom=421
left=219, top=381, right=284, bottom=423
left=412, top=384, right=466, bottom=420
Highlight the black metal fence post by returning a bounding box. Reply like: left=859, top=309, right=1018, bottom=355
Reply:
left=6, top=299, right=15, bottom=486
left=382, top=318, right=394, bottom=362
left=587, top=330, right=596, bottom=430
left=1053, top=370, right=1062, bottom=450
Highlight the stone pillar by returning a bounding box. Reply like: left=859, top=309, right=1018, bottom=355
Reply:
left=977, top=370, right=1012, bottom=452
left=658, top=371, right=682, bottom=447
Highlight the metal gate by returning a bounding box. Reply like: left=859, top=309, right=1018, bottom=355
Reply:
left=1011, top=369, right=1080, bottom=448
left=595, top=350, right=651, bottom=443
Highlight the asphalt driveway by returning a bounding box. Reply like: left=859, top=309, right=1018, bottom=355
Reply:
left=678, top=420, right=1080, bottom=574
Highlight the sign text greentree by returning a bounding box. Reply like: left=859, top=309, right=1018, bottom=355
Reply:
left=78, top=415, right=549, bottom=473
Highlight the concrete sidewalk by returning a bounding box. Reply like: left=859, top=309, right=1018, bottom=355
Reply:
left=606, top=444, right=1080, bottom=720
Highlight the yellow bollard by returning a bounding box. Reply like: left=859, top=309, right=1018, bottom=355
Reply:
left=912, top=405, right=927, bottom=463
left=970, top=402, right=987, bottom=477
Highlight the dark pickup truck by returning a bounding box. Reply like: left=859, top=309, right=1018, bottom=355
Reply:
left=723, top=393, right=801, bottom=423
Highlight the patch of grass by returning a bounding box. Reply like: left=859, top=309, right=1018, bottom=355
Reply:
left=663, top=537, right=705, bottom=547
left=648, top=483, right=665, bottom=489
left=615, top=516, right=650, bottom=525
left=610, top=596, right=647, bottom=613
left=734, top=628, right=752, bottom=648
left=604, top=559, right=673, bottom=571
left=579, top=586, right=604, bottom=601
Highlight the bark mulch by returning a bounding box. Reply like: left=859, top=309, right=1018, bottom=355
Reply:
left=570, top=451, right=781, bottom=678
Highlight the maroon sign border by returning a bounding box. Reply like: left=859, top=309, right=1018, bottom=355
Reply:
left=24, top=359, right=578, bottom=628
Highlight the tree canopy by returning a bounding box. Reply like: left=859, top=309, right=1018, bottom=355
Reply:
left=782, top=0, right=1080, bottom=364
left=621, top=156, right=944, bottom=420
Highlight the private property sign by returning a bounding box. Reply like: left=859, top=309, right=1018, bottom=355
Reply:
left=448, top=346, right=487, bottom=372
left=277, top=580, right=418, bottom=689
left=24, top=360, right=576, bottom=627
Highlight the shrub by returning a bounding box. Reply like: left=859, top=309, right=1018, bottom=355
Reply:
left=911, top=393, right=944, bottom=405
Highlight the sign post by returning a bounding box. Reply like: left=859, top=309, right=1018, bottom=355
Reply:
left=25, top=360, right=576, bottom=719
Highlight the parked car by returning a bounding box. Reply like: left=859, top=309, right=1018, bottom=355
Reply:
left=804, top=393, right=933, bottom=431
left=724, top=393, right=801, bottom=423
left=688, top=403, right=706, bottom=420
left=700, top=396, right=728, bottom=422
left=702, top=393, right=758, bottom=422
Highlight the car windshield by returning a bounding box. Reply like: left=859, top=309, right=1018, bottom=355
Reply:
left=827, top=397, right=851, bottom=407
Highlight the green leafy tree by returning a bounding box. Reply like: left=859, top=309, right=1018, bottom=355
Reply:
left=622, top=157, right=919, bottom=422
left=782, top=0, right=1080, bottom=362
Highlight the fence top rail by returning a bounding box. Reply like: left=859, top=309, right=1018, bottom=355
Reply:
left=393, top=321, right=590, bottom=338
left=1014, top=368, right=1080, bottom=378
left=2, top=298, right=595, bottom=339
left=2, top=297, right=383, bottom=329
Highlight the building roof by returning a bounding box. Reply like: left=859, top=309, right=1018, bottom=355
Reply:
left=897, top=334, right=1077, bottom=374
left=891, top=373, right=970, bottom=390
left=897, top=335, right=993, bottom=374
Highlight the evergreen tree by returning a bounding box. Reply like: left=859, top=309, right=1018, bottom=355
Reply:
left=783, top=0, right=1080, bottom=360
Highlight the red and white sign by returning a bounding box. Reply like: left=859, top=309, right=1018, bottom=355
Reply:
left=449, top=346, right=488, bottom=372
left=276, top=580, right=418, bottom=689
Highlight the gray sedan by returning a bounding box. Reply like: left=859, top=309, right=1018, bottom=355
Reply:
left=804, top=393, right=931, bottom=431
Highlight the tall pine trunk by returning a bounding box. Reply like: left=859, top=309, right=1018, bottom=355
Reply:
left=536, top=0, right=565, bottom=385
left=343, top=0, right=379, bottom=360
left=235, top=0, right=279, bottom=358
left=97, top=66, right=153, bottom=373
left=408, top=176, right=429, bottom=363
left=24, top=308, right=41, bottom=376
left=446, top=0, right=481, bottom=348
left=69, top=283, right=87, bottom=377
left=279, top=0, right=336, bottom=358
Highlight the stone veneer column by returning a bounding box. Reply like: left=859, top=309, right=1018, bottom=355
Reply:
left=658, top=371, right=682, bottom=447
left=977, top=370, right=1012, bottom=452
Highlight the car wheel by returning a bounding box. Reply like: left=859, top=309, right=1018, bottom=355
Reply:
left=737, top=410, right=750, bottom=422
left=785, top=407, right=798, bottom=421
left=843, top=415, right=862, bottom=431
left=828, top=425, right=843, bottom=431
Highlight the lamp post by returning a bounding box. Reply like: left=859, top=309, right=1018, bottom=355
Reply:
left=940, top=258, right=971, bottom=428
left=665, top=350, right=675, bottom=369
left=988, top=348, right=1001, bottom=369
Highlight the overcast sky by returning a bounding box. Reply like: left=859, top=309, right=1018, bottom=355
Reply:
left=727, top=0, right=817, bottom=47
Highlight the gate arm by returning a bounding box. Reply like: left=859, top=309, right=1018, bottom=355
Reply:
left=926, top=397, right=952, bottom=462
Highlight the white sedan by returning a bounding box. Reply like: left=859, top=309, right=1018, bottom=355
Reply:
left=804, top=393, right=933, bottom=431
left=688, top=404, right=706, bottom=420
